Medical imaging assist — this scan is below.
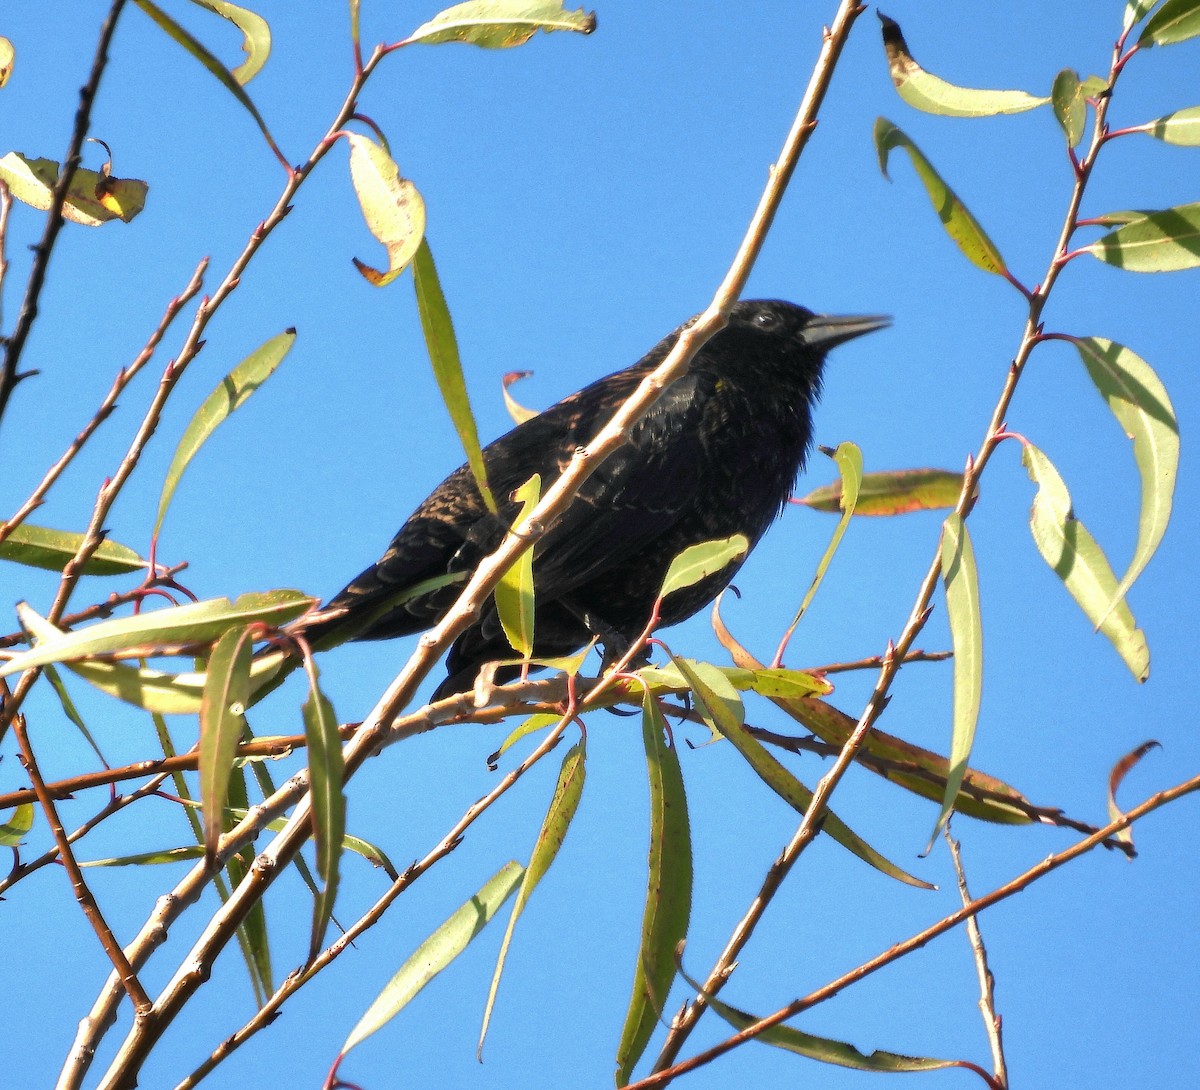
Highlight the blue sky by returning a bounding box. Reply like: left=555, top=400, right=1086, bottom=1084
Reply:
left=2, top=3, right=1198, bottom=1088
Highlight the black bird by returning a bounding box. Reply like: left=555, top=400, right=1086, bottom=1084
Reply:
left=301, top=300, right=887, bottom=698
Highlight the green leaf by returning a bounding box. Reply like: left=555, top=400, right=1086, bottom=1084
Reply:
left=1081, top=202, right=1200, bottom=272
left=779, top=442, right=861, bottom=648
left=489, top=711, right=568, bottom=766
left=671, top=656, right=932, bottom=889
left=131, top=0, right=284, bottom=160
left=678, top=964, right=962, bottom=1073
left=615, top=693, right=692, bottom=1086
left=874, top=118, right=1009, bottom=276
left=0, top=803, right=33, bottom=847
left=303, top=664, right=345, bottom=957
left=1021, top=443, right=1150, bottom=682
left=502, top=370, right=539, bottom=424
left=412, top=238, right=498, bottom=513
left=1051, top=69, right=1087, bottom=148
left=798, top=467, right=963, bottom=516
left=402, top=0, right=597, bottom=48
left=43, top=664, right=108, bottom=768
left=200, top=625, right=254, bottom=859
left=1068, top=337, right=1177, bottom=619
left=81, top=846, right=207, bottom=867
left=879, top=13, right=1048, bottom=117
left=480, top=739, right=585, bottom=1057
left=1124, top=0, right=1161, bottom=30
left=1139, top=0, right=1200, bottom=46
left=155, top=330, right=295, bottom=534
left=634, top=662, right=831, bottom=702
left=187, top=0, right=271, bottom=84
left=1, top=591, right=313, bottom=676
left=0, top=523, right=146, bottom=575
left=342, top=861, right=523, bottom=1054
left=494, top=474, right=541, bottom=658
left=0, top=151, right=148, bottom=225
left=347, top=133, right=427, bottom=286
left=930, top=514, right=983, bottom=848
left=658, top=534, right=749, bottom=600
left=1139, top=105, right=1200, bottom=145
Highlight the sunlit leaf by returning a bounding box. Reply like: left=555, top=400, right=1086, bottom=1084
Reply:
left=1081, top=202, right=1200, bottom=272
left=1, top=591, right=312, bottom=676
left=304, top=664, right=345, bottom=957
left=0, top=151, right=147, bottom=225
left=671, top=656, right=932, bottom=889
left=930, top=514, right=983, bottom=848
left=489, top=711, right=569, bottom=767
left=1069, top=337, right=1177, bottom=618
left=874, top=119, right=1008, bottom=276
left=1107, top=739, right=1161, bottom=851
left=0, top=803, right=33, bottom=847
left=678, top=964, right=963, bottom=1073
left=501, top=370, right=539, bottom=424
left=348, top=132, right=427, bottom=286
left=0, top=37, right=14, bottom=87
left=879, top=13, right=1048, bottom=116
left=659, top=535, right=748, bottom=601
left=402, top=0, right=596, bottom=48
left=156, top=329, right=295, bottom=534
left=341, top=861, right=523, bottom=1054
left=615, top=692, right=691, bottom=1086
left=1139, top=105, right=1200, bottom=145
left=0, top=523, right=146, bottom=575
left=43, top=664, right=108, bottom=768
left=1139, top=0, right=1200, bottom=46
left=1124, top=0, right=1160, bottom=30
left=480, top=739, right=585, bottom=1057
left=412, top=238, right=498, bottom=513
left=200, top=625, right=253, bottom=859
left=1052, top=69, right=1087, bottom=148
left=131, top=0, right=283, bottom=160
left=188, top=0, right=271, bottom=83
left=633, top=662, right=831, bottom=702
left=1021, top=443, right=1150, bottom=682
left=494, top=474, right=541, bottom=658
left=798, top=467, right=963, bottom=516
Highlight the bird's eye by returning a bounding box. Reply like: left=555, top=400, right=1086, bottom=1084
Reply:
left=753, top=311, right=778, bottom=330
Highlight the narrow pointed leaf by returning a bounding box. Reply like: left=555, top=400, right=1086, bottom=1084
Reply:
left=1124, top=0, right=1160, bottom=30
left=1022, top=443, right=1150, bottom=682
left=304, top=664, right=345, bottom=956
left=187, top=0, right=271, bottom=84
left=1081, top=202, right=1200, bottom=272
left=494, top=474, right=541, bottom=658
left=348, top=133, right=427, bottom=286
left=633, top=663, right=831, bottom=702
left=480, top=738, right=585, bottom=1057
left=0, top=152, right=148, bottom=225
left=678, top=965, right=961, bottom=1073
left=502, top=370, right=539, bottom=423
left=224, top=767, right=273, bottom=1003
left=1, top=591, right=312, bottom=675
left=1140, top=105, right=1200, bottom=145
left=659, top=534, right=748, bottom=601
left=156, top=330, right=295, bottom=533
left=874, top=119, right=1008, bottom=276
left=615, top=692, right=692, bottom=1086
left=1069, top=337, right=1177, bottom=617
left=402, top=1, right=597, bottom=48
left=199, top=625, right=254, bottom=858
left=490, top=711, right=571, bottom=767
left=1139, top=0, right=1200, bottom=45
left=798, top=466, right=963, bottom=516
left=43, top=664, right=108, bottom=767
left=671, top=656, right=932, bottom=889
left=1107, top=739, right=1161, bottom=852
left=342, top=861, right=524, bottom=1054
left=0, top=804, right=33, bottom=847
left=931, top=515, right=983, bottom=848
left=1052, top=69, right=1087, bottom=148
left=131, top=0, right=283, bottom=159
left=879, top=13, right=1048, bottom=117
left=412, top=238, right=498, bottom=513
left=0, top=523, right=146, bottom=575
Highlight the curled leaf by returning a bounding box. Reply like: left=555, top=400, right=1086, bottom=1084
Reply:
left=0, top=151, right=147, bottom=225
left=0, top=37, right=13, bottom=87
left=502, top=370, right=539, bottom=424
left=879, top=13, right=1048, bottom=117
left=403, top=1, right=596, bottom=49
left=874, top=119, right=1008, bottom=276
left=347, top=132, right=426, bottom=286
left=188, top=0, right=271, bottom=84
left=1107, top=740, right=1161, bottom=852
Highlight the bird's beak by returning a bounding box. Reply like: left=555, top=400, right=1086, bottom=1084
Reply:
left=802, top=313, right=891, bottom=352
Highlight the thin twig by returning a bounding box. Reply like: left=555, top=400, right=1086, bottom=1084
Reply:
left=946, top=828, right=1008, bottom=1088
left=629, top=769, right=1200, bottom=1089
left=0, top=0, right=128, bottom=433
